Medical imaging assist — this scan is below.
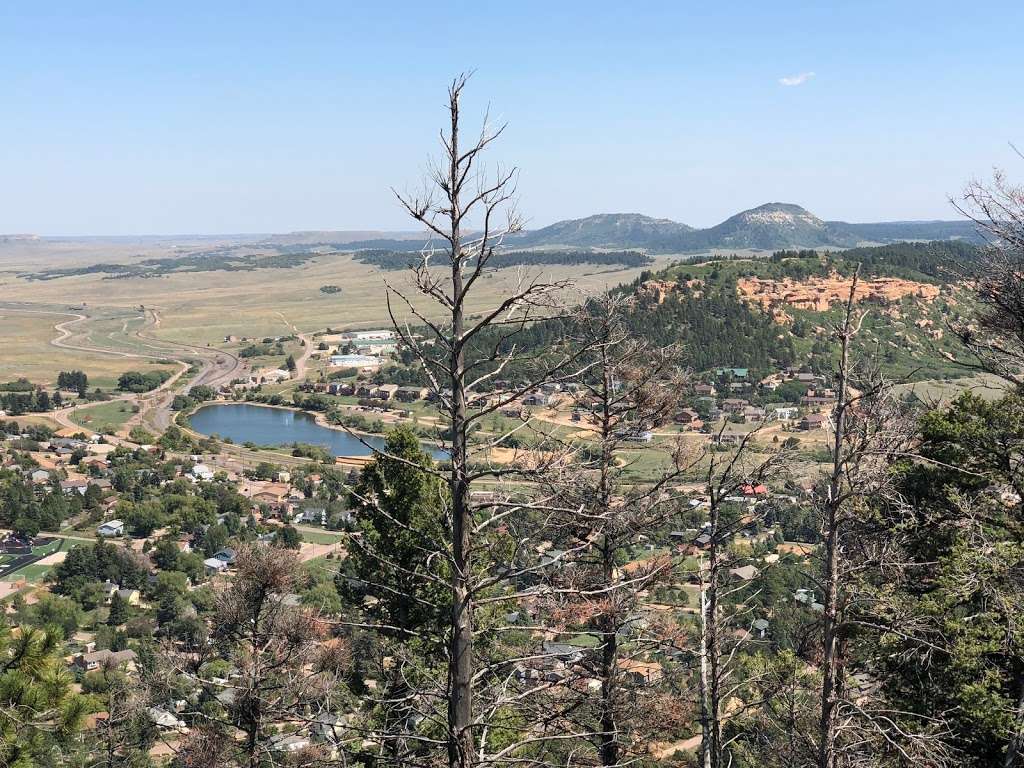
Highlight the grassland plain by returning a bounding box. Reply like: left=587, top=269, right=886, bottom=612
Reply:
left=1, top=239, right=679, bottom=388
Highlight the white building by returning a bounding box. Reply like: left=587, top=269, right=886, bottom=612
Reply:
left=191, top=464, right=215, bottom=481
left=97, top=520, right=125, bottom=537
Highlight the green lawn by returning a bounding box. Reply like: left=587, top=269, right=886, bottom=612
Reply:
left=2, top=563, right=52, bottom=583
left=70, top=400, right=136, bottom=432
left=299, top=529, right=347, bottom=545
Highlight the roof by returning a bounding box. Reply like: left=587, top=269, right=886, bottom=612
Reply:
left=730, top=565, right=760, bottom=581
left=80, top=649, right=136, bottom=665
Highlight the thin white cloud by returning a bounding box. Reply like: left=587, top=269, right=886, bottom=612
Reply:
left=779, top=71, right=815, bottom=87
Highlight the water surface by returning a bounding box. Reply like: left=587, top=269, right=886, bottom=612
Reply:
left=190, top=403, right=445, bottom=459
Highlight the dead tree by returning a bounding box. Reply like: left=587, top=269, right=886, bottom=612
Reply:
left=386, top=74, right=593, bottom=768
left=814, top=274, right=953, bottom=768
left=695, top=424, right=788, bottom=768
left=531, top=293, right=698, bottom=766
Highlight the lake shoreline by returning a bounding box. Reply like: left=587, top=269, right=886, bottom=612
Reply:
left=189, top=400, right=446, bottom=459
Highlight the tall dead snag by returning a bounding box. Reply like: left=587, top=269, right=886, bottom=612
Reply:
left=814, top=274, right=952, bottom=768
left=696, top=424, right=788, bottom=768
left=536, top=294, right=695, bottom=766
left=388, top=74, right=583, bottom=768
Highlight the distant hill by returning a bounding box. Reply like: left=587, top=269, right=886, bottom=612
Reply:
left=505, top=204, right=982, bottom=252
left=512, top=213, right=694, bottom=249
left=252, top=205, right=983, bottom=255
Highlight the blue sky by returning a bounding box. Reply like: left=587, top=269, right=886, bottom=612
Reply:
left=2, top=1, right=1022, bottom=235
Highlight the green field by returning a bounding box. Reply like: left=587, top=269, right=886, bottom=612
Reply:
left=70, top=400, right=136, bottom=433
left=299, top=529, right=347, bottom=545
left=2, top=563, right=53, bottom=583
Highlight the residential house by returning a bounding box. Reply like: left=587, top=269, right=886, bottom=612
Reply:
left=73, top=648, right=136, bottom=672
left=60, top=479, right=90, bottom=496
left=742, top=406, right=764, bottom=423
left=396, top=386, right=428, bottom=402
left=97, top=520, right=125, bottom=537
left=730, top=565, right=760, bottom=581
left=721, top=398, right=749, bottom=414
left=191, top=463, right=215, bottom=482
left=372, top=384, right=399, bottom=401
left=800, top=413, right=828, bottom=431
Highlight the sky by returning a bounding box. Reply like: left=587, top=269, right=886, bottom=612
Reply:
left=2, top=1, right=1023, bottom=236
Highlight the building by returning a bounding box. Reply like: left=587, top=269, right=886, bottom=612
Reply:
left=742, top=406, right=764, bottom=423
left=800, top=413, right=828, bottom=431
left=730, top=565, right=760, bottom=581
left=60, top=479, right=90, bottom=495
left=721, top=398, right=749, bottom=414
left=396, top=386, right=428, bottom=402
left=191, top=463, right=215, bottom=481
left=341, top=329, right=395, bottom=341
left=97, top=520, right=125, bottom=537
left=204, top=557, right=229, bottom=575
left=372, top=384, right=399, bottom=401
left=329, top=353, right=381, bottom=370
left=73, top=649, right=136, bottom=672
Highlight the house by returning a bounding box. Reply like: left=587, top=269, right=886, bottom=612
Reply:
left=675, top=408, right=702, bottom=426
left=721, top=398, right=749, bottom=414
left=204, top=557, right=229, bottom=575
left=694, top=383, right=716, bottom=397
left=619, top=659, right=664, bottom=685
left=620, top=430, right=653, bottom=444
left=60, top=479, right=90, bottom=496
left=148, top=706, right=187, bottom=732
left=751, top=618, right=770, bottom=639
left=372, top=384, right=399, bottom=401
left=212, top=547, right=237, bottom=565
left=191, top=463, right=215, bottom=482
left=800, top=413, right=828, bottom=431
left=355, top=383, right=376, bottom=398
left=730, top=565, right=760, bottom=581
left=73, top=648, right=136, bottom=671
left=30, top=469, right=51, bottom=484
left=523, top=391, right=557, bottom=407
left=296, top=505, right=327, bottom=525
left=741, top=406, right=764, bottom=423
left=396, top=386, right=428, bottom=402
left=116, top=588, right=141, bottom=606
left=767, top=404, right=799, bottom=421
left=341, top=329, right=395, bottom=341
left=97, top=520, right=125, bottom=537
left=741, top=483, right=768, bottom=496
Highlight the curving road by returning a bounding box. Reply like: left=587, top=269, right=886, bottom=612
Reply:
left=1, top=304, right=246, bottom=434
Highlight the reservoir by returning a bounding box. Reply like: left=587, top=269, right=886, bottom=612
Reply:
left=189, top=403, right=446, bottom=459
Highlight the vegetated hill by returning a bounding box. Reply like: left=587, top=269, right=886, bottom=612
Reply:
left=511, top=213, right=694, bottom=249
left=687, top=203, right=847, bottom=250
left=503, top=204, right=981, bottom=252
left=260, top=230, right=428, bottom=246
left=352, top=249, right=653, bottom=271
left=824, top=219, right=982, bottom=244
left=641, top=240, right=980, bottom=379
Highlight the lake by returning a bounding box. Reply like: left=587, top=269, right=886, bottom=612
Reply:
left=189, top=403, right=446, bottom=459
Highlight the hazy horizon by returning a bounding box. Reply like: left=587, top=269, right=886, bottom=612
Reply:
left=3, top=1, right=1022, bottom=236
